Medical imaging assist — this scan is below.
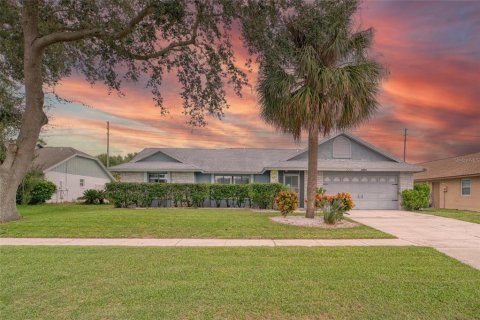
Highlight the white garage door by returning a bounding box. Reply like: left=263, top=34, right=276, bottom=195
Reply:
left=323, top=172, right=399, bottom=210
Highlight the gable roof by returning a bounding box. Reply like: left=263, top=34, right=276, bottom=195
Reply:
left=286, top=132, right=402, bottom=162
left=32, top=147, right=115, bottom=180
left=110, top=148, right=302, bottom=173
left=109, top=132, right=423, bottom=174
left=414, top=152, right=480, bottom=181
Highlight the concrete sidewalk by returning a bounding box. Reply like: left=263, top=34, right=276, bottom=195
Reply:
left=350, top=210, right=480, bottom=270
left=0, top=238, right=414, bottom=247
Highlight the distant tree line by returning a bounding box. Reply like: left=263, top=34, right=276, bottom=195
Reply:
left=96, top=153, right=137, bottom=168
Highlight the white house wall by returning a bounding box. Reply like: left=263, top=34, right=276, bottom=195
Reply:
left=45, top=171, right=110, bottom=203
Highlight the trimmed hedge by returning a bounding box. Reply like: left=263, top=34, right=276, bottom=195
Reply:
left=105, top=183, right=285, bottom=209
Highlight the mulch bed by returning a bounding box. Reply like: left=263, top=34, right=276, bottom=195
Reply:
left=270, top=216, right=358, bottom=228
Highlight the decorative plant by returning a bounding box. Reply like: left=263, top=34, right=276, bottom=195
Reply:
left=275, top=191, right=299, bottom=217
left=334, top=192, right=355, bottom=211
left=315, top=191, right=354, bottom=224
left=323, top=199, right=346, bottom=225
left=81, top=189, right=106, bottom=204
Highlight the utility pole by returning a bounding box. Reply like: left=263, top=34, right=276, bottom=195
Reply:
left=107, top=121, right=110, bottom=168
left=403, top=128, right=407, bottom=162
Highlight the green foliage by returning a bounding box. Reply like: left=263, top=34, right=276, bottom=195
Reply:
left=323, top=199, right=347, bottom=225
left=315, top=192, right=354, bottom=224
left=250, top=183, right=285, bottom=209
left=17, top=179, right=56, bottom=205
left=96, top=153, right=137, bottom=168
left=16, top=170, right=47, bottom=205
left=81, top=189, right=106, bottom=205
left=401, top=183, right=430, bottom=211
left=0, top=77, right=23, bottom=163
left=105, top=183, right=285, bottom=209
left=0, top=1, right=285, bottom=127
left=256, top=0, right=385, bottom=139
left=275, top=191, right=299, bottom=217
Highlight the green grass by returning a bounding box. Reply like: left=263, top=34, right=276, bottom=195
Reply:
left=0, top=204, right=392, bottom=239
left=420, top=208, right=480, bottom=224
left=1, top=246, right=479, bottom=319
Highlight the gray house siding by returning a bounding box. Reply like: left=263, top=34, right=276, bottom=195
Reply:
left=50, top=156, right=110, bottom=179
left=289, top=137, right=394, bottom=162
left=195, top=172, right=212, bottom=183
left=254, top=171, right=270, bottom=183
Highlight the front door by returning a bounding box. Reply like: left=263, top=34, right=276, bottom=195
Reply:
left=284, top=174, right=300, bottom=194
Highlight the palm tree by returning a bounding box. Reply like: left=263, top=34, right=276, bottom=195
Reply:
left=257, top=0, right=385, bottom=218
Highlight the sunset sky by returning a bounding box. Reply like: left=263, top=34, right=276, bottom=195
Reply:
left=41, top=0, right=480, bottom=163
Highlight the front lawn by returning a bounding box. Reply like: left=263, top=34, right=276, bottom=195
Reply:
left=421, top=208, right=480, bottom=224
left=1, top=246, right=479, bottom=319
left=0, top=204, right=391, bottom=239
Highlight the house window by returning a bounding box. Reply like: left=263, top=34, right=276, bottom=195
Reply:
left=461, top=179, right=471, bottom=196
left=215, top=176, right=232, bottom=184
left=148, top=173, right=168, bottom=183
left=233, top=176, right=250, bottom=184
left=215, top=175, right=250, bottom=184
left=80, top=179, right=85, bottom=187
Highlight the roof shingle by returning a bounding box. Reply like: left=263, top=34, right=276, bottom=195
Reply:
left=414, top=152, right=480, bottom=181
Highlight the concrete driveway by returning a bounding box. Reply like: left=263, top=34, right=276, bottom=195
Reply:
left=350, top=210, right=480, bottom=270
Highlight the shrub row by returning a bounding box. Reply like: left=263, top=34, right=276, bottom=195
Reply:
left=105, top=183, right=286, bottom=209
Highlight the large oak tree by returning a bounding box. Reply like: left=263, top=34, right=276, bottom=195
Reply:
left=0, top=0, right=286, bottom=222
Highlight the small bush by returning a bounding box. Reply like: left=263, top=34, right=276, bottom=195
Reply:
left=250, top=183, right=285, bottom=209
left=322, top=198, right=346, bottom=225
left=81, top=189, right=106, bottom=204
left=315, top=192, right=354, bottom=224
left=275, top=191, right=299, bottom=217
left=16, top=169, right=45, bottom=205
left=334, top=192, right=355, bottom=211
left=28, top=180, right=57, bottom=204
left=401, top=183, right=430, bottom=210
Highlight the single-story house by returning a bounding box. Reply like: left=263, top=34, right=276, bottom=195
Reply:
left=414, top=152, right=480, bottom=211
left=110, top=132, right=423, bottom=209
left=32, top=147, right=114, bottom=203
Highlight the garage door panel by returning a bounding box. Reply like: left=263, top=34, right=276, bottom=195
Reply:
left=323, top=172, right=399, bottom=210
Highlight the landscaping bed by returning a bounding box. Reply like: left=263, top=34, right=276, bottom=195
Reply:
left=270, top=215, right=358, bottom=228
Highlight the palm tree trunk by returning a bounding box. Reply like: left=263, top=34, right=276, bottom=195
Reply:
left=305, top=125, right=319, bottom=219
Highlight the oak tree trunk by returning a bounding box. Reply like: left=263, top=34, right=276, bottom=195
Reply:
left=0, top=170, right=21, bottom=222
left=305, top=125, right=319, bottom=219
left=0, top=1, right=47, bottom=222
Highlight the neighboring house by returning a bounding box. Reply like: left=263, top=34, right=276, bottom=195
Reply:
left=31, top=147, right=114, bottom=203
left=414, top=152, right=480, bottom=211
left=110, top=133, right=422, bottom=209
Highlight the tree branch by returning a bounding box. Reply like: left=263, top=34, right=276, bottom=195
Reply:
left=34, top=5, right=155, bottom=49
left=130, top=13, right=200, bottom=61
